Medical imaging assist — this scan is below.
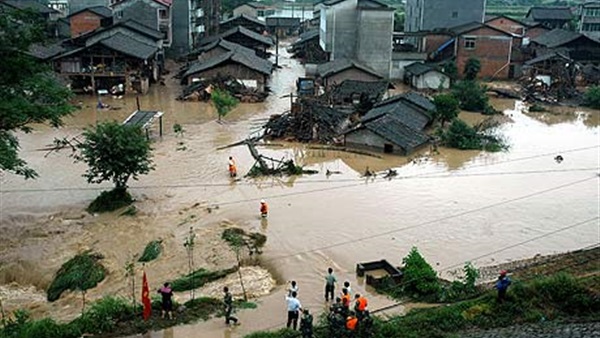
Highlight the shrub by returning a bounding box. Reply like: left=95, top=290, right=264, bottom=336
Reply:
left=584, top=85, right=600, bottom=109
left=463, top=58, right=481, bottom=80
left=402, top=247, right=441, bottom=299
left=211, top=88, right=239, bottom=121
left=433, top=94, right=460, bottom=126
left=529, top=103, right=546, bottom=112
left=171, top=267, right=237, bottom=292
left=46, top=252, right=106, bottom=302
left=72, top=296, right=134, bottom=335
left=451, top=80, right=489, bottom=112
left=87, top=188, right=134, bottom=213
left=138, top=240, right=163, bottom=262
left=440, top=119, right=506, bottom=152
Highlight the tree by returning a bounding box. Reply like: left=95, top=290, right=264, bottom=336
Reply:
left=0, top=10, right=74, bottom=178
left=433, top=94, right=460, bottom=127
left=451, top=80, right=489, bottom=112
left=584, top=85, right=600, bottom=109
left=211, top=88, right=239, bottom=121
left=463, top=58, right=481, bottom=80
left=402, top=247, right=441, bottom=298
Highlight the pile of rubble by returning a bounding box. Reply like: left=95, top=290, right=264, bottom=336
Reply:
left=177, top=75, right=268, bottom=103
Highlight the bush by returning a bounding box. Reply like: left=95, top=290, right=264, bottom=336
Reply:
left=433, top=94, right=460, bottom=126
left=584, top=85, right=600, bottom=109
left=402, top=247, right=441, bottom=300
left=463, top=58, right=481, bottom=80
left=171, top=267, right=237, bottom=292
left=440, top=119, right=506, bottom=152
left=72, top=296, right=134, bottom=335
left=452, top=80, right=489, bottom=112
left=529, top=103, right=547, bottom=112
left=87, top=188, right=134, bottom=213
left=138, top=240, right=163, bottom=262
left=46, top=252, right=106, bottom=302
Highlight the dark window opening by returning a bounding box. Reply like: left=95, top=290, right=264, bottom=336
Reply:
left=384, top=144, right=394, bottom=153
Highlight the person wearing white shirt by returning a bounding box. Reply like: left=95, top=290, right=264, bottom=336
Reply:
left=285, top=291, right=302, bottom=330
left=287, top=280, right=299, bottom=297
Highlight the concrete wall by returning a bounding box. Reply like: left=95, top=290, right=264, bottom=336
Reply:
left=412, top=71, right=449, bottom=90
left=69, top=0, right=110, bottom=15
left=345, top=128, right=406, bottom=155
left=356, top=9, right=393, bottom=78
left=456, top=26, right=512, bottom=79
left=320, top=0, right=357, bottom=58
left=70, top=10, right=103, bottom=37
left=171, top=0, right=191, bottom=56
left=405, top=0, right=485, bottom=32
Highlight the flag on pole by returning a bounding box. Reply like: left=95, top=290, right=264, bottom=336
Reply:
left=142, top=271, right=151, bottom=320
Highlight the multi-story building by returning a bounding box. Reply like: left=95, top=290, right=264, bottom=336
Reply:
left=192, top=0, right=220, bottom=46
left=579, top=1, right=600, bottom=39
left=111, top=0, right=172, bottom=47
left=404, top=0, right=486, bottom=32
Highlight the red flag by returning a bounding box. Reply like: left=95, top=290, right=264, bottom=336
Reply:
left=142, top=271, right=151, bottom=320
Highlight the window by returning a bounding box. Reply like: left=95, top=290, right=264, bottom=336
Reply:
left=585, top=8, right=600, bottom=17
left=583, top=23, right=600, bottom=32
left=115, top=10, right=123, bottom=19
left=464, top=37, right=476, bottom=49
left=452, top=11, right=458, bottom=18
left=159, top=9, right=168, bottom=19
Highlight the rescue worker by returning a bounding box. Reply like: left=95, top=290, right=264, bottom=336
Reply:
left=260, top=199, right=268, bottom=218
left=299, top=308, right=313, bottom=338
left=345, top=312, right=358, bottom=337
left=341, top=288, right=351, bottom=316
left=495, top=270, right=512, bottom=303
left=354, top=294, right=368, bottom=320
left=228, top=156, right=237, bottom=178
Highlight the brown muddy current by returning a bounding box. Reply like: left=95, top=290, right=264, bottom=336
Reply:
left=0, top=44, right=599, bottom=337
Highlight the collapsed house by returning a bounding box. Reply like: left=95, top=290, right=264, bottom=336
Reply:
left=288, top=30, right=328, bottom=64
left=327, top=80, right=389, bottom=106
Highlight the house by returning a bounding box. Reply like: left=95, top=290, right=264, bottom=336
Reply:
left=69, top=0, right=111, bottom=15
left=233, top=2, right=275, bottom=18
left=404, top=0, right=485, bottom=33
left=525, top=7, right=573, bottom=30
left=111, top=0, right=172, bottom=47
left=220, top=14, right=266, bottom=33
left=319, top=0, right=395, bottom=78
left=181, top=50, right=273, bottom=92
left=390, top=52, right=427, bottom=79
left=191, top=0, right=220, bottom=49
left=404, top=62, right=450, bottom=90
left=201, top=25, right=274, bottom=58
left=329, top=80, right=389, bottom=105
left=187, top=38, right=256, bottom=62
left=344, top=92, right=434, bottom=155
left=316, top=58, right=383, bottom=89
left=524, top=22, right=550, bottom=41
left=289, top=30, right=328, bottom=64
left=67, top=6, right=112, bottom=37
left=579, top=1, right=600, bottom=40
left=529, top=29, right=600, bottom=64
left=485, top=15, right=527, bottom=36
left=50, top=21, right=164, bottom=94
left=266, top=17, right=300, bottom=37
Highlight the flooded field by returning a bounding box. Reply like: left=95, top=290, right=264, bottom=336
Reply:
left=0, top=44, right=599, bottom=337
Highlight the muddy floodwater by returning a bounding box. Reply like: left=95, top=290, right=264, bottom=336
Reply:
left=0, top=44, right=599, bottom=338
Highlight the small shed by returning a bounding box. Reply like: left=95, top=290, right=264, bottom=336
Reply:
left=404, top=62, right=450, bottom=90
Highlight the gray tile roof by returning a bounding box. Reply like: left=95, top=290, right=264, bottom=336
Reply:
left=99, top=32, right=158, bottom=59
left=531, top=29, right=584, bottom=48
left=361, top=114, right=430, bottom=151
left=404, top=62, right=435, bottom=76
left=317, top=58, right=383, bottom=78
left=373, top=92, right=435, bottom=116
left=363, top=99, right=431, bottom=131
left=220, top=25, right=274, bottom=46
left=330, top=80, right=388, bottom=102
left=220, top=14, right=266, bottom=27
left=28, top=42, right=66, bottom=60
left=183, top=50, right=273, bottom=79
left=524, top=52, right=571, bottom=65
left=188, top=38, right=256, bottom=58
left=526, top=7, right=573, bottom=21
left=2, top=0, right=57, bottom=13
left=266, top=17, right=300, bottom=27
left=68, top=5, right=112, bottom=18
left=120, top=20, right=164, bottom=40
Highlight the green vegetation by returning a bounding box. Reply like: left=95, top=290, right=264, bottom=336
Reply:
left=528, top=103, right=547, bottom=112
left=87, top=188, right=134, bottom=213
left=583, top=86, right=600, bottom=110
left=433, top=94, right=460, bottom=127
left=222, top=228, right=268, bottom=255
left=439, top=119, right=507, bottom=152
left=0, top=10, right=74, bottom=179
left=46, top=252, right=106, bottom=302
left=463, top=58, right=481, bottom=81
left=401, top=247, right=442, bottom=300
left=171, top=267, right=238, bottom=292
left=1, top=296, right=226, bottom=338
left=211, top=88, right=239, bottom=121
left=138, top=240, right=163, bottom=263
left=452, top=81, right=494, bottom=113
left=245, top=272, right=599, bottom=338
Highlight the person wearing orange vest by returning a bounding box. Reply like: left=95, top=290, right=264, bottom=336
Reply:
left=354, top=294, right=368, bottom=320
left=346, top=313, right=358, bottom=336
left=341, top=288, right=351, bottom=316
left=228, top=156, right=237, bottom=178
left=260, top=199, right=268, bottom=217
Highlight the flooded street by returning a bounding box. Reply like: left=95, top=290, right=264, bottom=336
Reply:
left=0, top=43, right=599, bottom=337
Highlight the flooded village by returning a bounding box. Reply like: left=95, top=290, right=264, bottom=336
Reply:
left=0, top=0, right=599, bottom=337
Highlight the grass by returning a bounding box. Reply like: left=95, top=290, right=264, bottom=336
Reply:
left=87, top=188, right=134, bottom=213
left=46, top=252, right=106, bottom=302
left=138, top=240, right=163, bottom=263
left=171, top=267, right=238, bottom=292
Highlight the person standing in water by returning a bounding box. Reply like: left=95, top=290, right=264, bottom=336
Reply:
left=228, top=156, right=237, bottom=178
left=260, top=199, right=268, bottom=217
left=324, top=267, right=337, bottom=301
left=223, top=286, right=239, bottom=326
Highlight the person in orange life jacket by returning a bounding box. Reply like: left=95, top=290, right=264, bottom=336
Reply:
left=354, top=294, right=368, bottom=320
left=495, top=270, right=512, bottom=303
left=260, top=199, right=268, bottom=217
left=346, top=311, right=358, bottom=335
left=228, top=156, right=237, bottom=177
left=341, top=288, right=351, bottom=315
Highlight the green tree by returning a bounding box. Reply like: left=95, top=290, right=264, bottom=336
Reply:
left=402, top=247, right=441, bottom=298
left=211, top=88, right=239, bottom=121
left=463, top=58, right=481, bottom=80
left=0, top=10, right=74, bottom=178
left=433, top=94, right=460, bottom=127
left=451, top=80, right=489, bottom=112
left=584, top=85, right=600, bottom=109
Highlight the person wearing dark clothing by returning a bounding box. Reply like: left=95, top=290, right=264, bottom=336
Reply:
left=300, top=309, right=313, bottom=338
left=329, top=297, right=344, bottom=315
left=157, top=282, right=173, bottom=319
left=223, top=286, right=239, bottom=325
left=359, top=310, right=374, bottom=338
left=324, top=267, right=337, bottom=301
left=495, top=270, right=512, bottom=303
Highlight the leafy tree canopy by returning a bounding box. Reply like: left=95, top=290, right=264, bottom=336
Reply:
left=0, top=9, right=74, bottom=178
left=211, top=88, right=239, bottom=121
left=433, top=94, right=460, bottom=126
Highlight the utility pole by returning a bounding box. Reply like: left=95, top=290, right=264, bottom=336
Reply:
left=275, top=31, right=279, bottom=67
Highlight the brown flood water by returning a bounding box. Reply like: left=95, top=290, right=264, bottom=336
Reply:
left=0, top=43, right=599, bottom=338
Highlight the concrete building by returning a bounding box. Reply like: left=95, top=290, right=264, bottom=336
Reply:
left=192, top=0, right=220, bottom=47
left=170, top=0, right=191, bottom=56
left=67, top=6, right=112, bottom=37
left=404, top=0, right=486, bottom=32
left=69, top=0, right=111, bottom=15
left=319, top=0, right=394, bottom=78
left=404, top=62, right=450, bottom=90
left=111, top=0, right=172, bottom=47
left=579, top=1, right=600, bottom=39
left=233, top=2, right=274, bottom=18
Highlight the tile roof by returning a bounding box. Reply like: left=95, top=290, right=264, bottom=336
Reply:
left=2, top=0, right=57, bottom=13
left=220, top=25, right=274, bottom=46
left=373, top=92, right=435, bottom=115
left=220, top=13, right=266, bottom=27
left=266, top=17, right=300, bottom=27
left=28, top=42, right=66, bottom=60
left=363, top=99, right=431, bottom=131
left=404, top=62, right=436, bottom=76
left=359, top=114, right=430, bottom=151
left=526, top=6, right=573, bottom=21
left=524, top=52, right=572, bottom=65
left=317, top=58, right=383, bottom=78
left=68, top=5, right=112, bottom=18
left=98, top=32, right=158, bottom=59
left=188, top=38, right=256, bottom=58
left=120, top=19, right=164, bottom=40
left=183, top=50, right=273, bottom=79
left=330, top=80, right=389, bottom=101
left=531, top=28, right=583, bottom=48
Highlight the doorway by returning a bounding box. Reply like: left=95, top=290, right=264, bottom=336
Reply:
left=384, top=143, right=394, bottom=153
